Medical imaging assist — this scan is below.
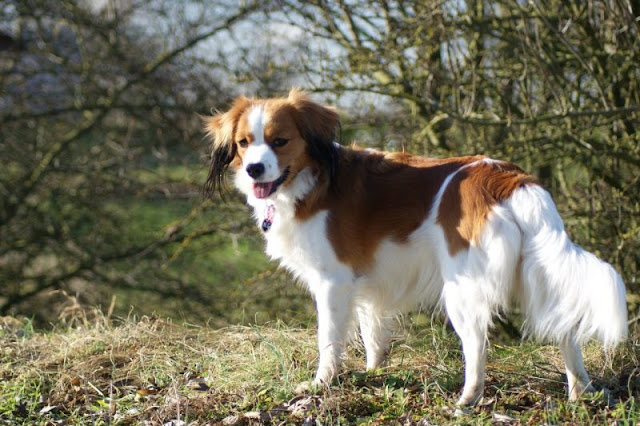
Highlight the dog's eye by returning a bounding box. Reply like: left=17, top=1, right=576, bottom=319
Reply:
left=237, top=139, right=248, bottom=148
left=272, top=138, right=288, bottom=147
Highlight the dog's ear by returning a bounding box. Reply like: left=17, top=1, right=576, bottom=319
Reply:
left=287, top=88, right=340, bottom=184
left=202, top=96, right=251, bottom=198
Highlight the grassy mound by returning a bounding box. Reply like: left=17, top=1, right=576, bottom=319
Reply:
left=1, top=315, right=638, bottom=424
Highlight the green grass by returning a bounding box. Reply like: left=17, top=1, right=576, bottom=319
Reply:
left=1, top=315, right=638, bottom=424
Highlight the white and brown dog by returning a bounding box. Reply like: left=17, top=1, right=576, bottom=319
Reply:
left=204, top=89, right=627, bottom=405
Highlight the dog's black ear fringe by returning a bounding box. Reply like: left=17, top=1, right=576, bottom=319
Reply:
left=287, top=89, right=342, bottom=189
left=204, top=143, right=237, bottom=200
left=307, top=125, right=340, bottom=189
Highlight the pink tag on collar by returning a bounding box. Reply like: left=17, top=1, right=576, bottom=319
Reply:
left=261, top=203, right=275, bottom=232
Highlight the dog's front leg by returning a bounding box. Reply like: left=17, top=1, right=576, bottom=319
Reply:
left=312, top=281, right=354, bottom=385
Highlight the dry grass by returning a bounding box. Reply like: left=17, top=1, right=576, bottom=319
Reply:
left=1, top=312, right=638, bottom=425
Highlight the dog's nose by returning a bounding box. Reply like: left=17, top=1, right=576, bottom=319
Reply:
left=246, top=163, right=265, bottom=179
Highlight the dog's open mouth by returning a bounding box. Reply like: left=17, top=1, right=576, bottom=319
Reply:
left=252, top=167, right=290, bottom=199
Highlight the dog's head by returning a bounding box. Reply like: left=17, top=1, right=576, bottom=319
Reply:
left=203, top=88, right=340, bottom=200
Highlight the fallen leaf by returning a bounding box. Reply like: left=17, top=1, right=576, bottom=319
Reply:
left=493, top=412, right=516, bottom=422
left=39, top=405, right=57, bottom=415
left=136, top=385, right=160, bottom=396
left=222, top=415, right=242, bottom=425
left=286, top=395, right=322, bottom=415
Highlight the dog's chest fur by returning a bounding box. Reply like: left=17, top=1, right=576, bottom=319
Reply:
left=246, top=168, right=355, bottom=293
left=264, top=205, right=355, bottom=293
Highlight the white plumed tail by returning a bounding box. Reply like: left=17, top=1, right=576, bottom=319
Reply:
left=508, top=185, right=627, bottom=348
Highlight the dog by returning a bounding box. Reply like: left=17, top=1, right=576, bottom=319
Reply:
left=203, top=88, right=627, bottom=406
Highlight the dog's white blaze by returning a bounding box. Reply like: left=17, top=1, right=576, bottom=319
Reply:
left=248, top=106, right=265, bottom=143
left=243, top=106, right=280, bottom=182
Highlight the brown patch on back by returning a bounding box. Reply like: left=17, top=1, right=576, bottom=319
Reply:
left=437, top=160, right=538, bottom=255
left=295, top=149, right=483, bottom=273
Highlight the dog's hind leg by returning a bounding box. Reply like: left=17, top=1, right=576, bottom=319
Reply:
left=559, top=334, right=594, bottom=400
left=442, top=280, right=490, bottom=406
left=357, top=303, right=393, bottom=370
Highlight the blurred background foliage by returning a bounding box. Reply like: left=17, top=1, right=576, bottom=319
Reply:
left=0, top=0, right=638, bottom=329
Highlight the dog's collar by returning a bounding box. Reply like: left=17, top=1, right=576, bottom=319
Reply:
left=261, top=202, right=276, bottom=232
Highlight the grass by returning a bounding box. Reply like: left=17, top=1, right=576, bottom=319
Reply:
left=1, top=313, right=638, bottom=425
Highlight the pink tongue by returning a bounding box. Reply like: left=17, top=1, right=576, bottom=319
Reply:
left=253, top=182, right=274, bottom=199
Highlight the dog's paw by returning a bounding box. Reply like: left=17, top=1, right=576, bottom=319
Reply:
left=455, top=388, right=483, bottom=407
left=453, top=407, right=471, bottom=417
left=441, top=405, right=471, bottom=418
left=294, top=380, right=322, bottom=395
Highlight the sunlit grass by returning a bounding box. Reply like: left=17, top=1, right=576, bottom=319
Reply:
left=1, top=315, right=637, bottom=424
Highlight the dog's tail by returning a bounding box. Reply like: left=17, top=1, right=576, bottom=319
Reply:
left=507, top=184, right=627, bottom=347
